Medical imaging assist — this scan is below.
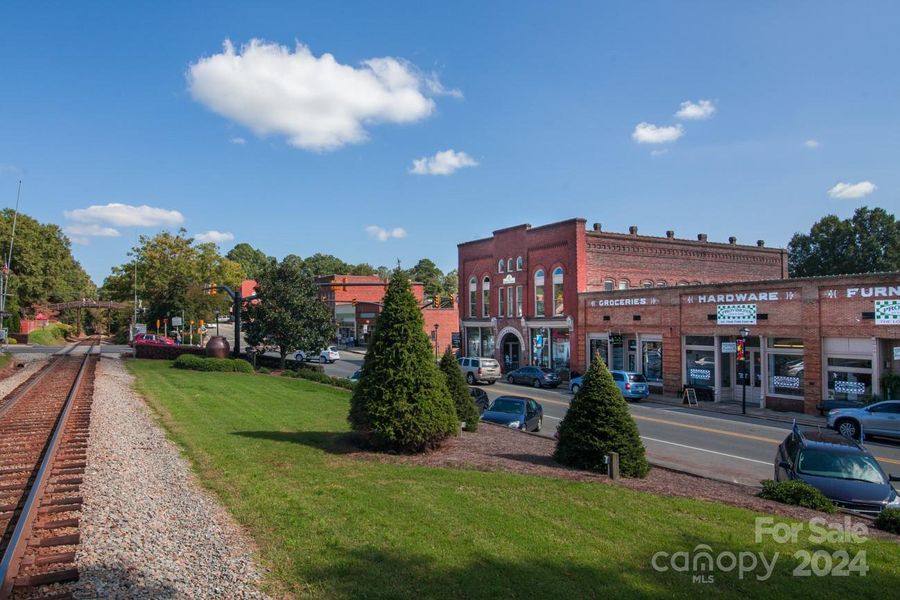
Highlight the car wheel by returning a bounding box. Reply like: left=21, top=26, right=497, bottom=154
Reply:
left=571, top=384, right=580, bottom=395
left=466, top=373, right=475, bottom=385
left=837, top=419, right=860, bottom=440
left=487, top=380, right=495, bottom=385
left=532, top=379, right=542, bottom=388
left=535, top=416, right=542, bottom=432
left=507, top=375, right=515, bottom=384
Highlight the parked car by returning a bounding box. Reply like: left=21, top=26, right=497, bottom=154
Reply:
left=480, top=395, right=543, bottom=432
left=295, top=346, right=341, bottom=364
left=774, top=427, right=900, bottom=516
left=457, top=357, right=502, bottom=385
left=611, top=371, right=650, bottom=400
left=569, top=376, right=583, bottom=394
left=131, top=333, right=175, bottom=347
left=348, top=369, right=363, bottom=381
left=505, top=366, right=561, bottom=388
left=826, top=401, right=900, bottom=441
left=469, top=387, right=490, bottom=414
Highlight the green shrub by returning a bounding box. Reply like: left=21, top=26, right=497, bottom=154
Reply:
left=5, top=337, right=16, bottom=345
left=439, top=347, right=478, bottom=431
left=28, top=323, right=73, bottom=346
left=349, top=269, right=457, bottom=452
left=874, top=507, right=900, bottom=534
left=173, top=354, right=252, bottom=373
left=759, top=480, right=837, bottom=513
left=256, top=367, right=271, bottom=375
left=554, top=354, right=650, bottom=478
left=291, top=366, right=357, bottom=390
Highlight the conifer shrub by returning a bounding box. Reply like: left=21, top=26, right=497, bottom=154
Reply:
left=348, top=269, right=458, bottom=452
left=554, top=355, right=650, bottom=478
left=439, top=347, right=479, bottom=431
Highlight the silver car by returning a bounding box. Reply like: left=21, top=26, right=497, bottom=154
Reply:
left=457, top=357, right=501, bottom=385
left=827, top=401, right=900, bottom=440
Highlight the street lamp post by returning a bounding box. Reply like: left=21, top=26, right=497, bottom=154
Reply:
left=215, top=310, right=220, bottom=337
left=739, top=326, right=750, bottom=415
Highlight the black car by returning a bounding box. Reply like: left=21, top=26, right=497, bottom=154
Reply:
left=480, top=396, right=543, bottom=432
left=506, top=366, right=561, bottom=388
left=775, top=427, right=900, bottom=516
left=469, top=387, right=490, bottom=414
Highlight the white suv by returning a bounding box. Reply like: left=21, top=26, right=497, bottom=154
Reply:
left=296, top=346, right=341, bottom=364
left=457, top=357, right=502, bottom=385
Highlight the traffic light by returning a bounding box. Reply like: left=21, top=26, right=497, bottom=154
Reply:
left=434, top=294, right=441, bottom=308
left=199, top=320, right=204, bottom=327
left=446, top=295, right=454, bottom=308
left=209, top=283, right=217, bottom=295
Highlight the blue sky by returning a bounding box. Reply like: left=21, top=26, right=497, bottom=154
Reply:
left=1, top=1, right=898, bottom=284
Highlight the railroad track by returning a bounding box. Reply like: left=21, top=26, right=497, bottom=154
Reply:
left=0, top=339, right=99, bottom=599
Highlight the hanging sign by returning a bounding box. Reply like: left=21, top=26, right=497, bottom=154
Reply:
left=721, top=342, right=737, bottom=353
left=875, top=300, right=900, bottom=325
left=716, top=304, right=757, bottom=325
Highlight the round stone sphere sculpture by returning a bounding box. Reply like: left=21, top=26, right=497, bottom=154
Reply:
left=205, top=336, right=231, bottom=358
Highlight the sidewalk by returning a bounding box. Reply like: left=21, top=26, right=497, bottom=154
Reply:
left=644, top=393, right=825, bottom=428
left=337, top=344, right=367, bottom=356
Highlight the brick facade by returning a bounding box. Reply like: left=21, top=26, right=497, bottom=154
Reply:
left=579, top=274, right=900, bottom=414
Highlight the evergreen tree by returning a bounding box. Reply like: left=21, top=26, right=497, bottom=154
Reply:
left=439, top=347, right=479, bottom=432
left=349, top=268, right=458, bottom=452
left=554, top=355, right=650, bottom=478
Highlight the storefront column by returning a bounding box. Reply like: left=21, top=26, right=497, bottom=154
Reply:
left=873, top=337, right=882, bottom=397
left=635, top=332, right=642, bottom=375
left=713, top=334, right=721, bottom=402
left=759, top=335, right=768, bottom=409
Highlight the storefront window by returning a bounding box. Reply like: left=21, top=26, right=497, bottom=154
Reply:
left=515, top=286, right=522, bottom=317
left=552, top=267, right=564, bottom=316
left=507, top=287, right=513, bottom=317
left=642, top=341, right=663, bottom=384
left=468, top=277, right=476, bottom=318
left=612, top=338, right=624, bottom=370
left=534, top=270, right=545, bottom=316
left=482, top=276, right=490, bottom=318
left=685, top=349, right=715, bottom=389
left=551, top=329, right=570, bottom=371
left=767, top=339, right=804, bottom=397
left=466, top=327, right=480, bottom=357
left=589, top=338, right=608, bottom=366
left=685, top=336, right=714, bottom=346
left=531, top=327, right=550, bottom=368
left=827, top=357, right=873, bottom=402
left=498, top=286, right=505, bottom=316
left=480, top=327, right=495, bottom=358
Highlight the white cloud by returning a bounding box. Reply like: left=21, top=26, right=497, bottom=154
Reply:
left=650, top=149, right=669, bottom=156
left=229, top=136, right=246, bottom=145
left=188, top=39, right=450, bottom=151
left=194, top=230, right=235, bottom=244
left=365, top=225, right=407, bottom=241
left=410, top=149, right=478, bottom=175
left=64, top=203, right=184, bottom=227
left=675, top=99, right=716, bottom=120
left=632, top=122, right=684, bottom=144
left=68, top=236, right=90, bottom=246
left=804, top=139, right=820, bottom=149
left=63, top=223, right=121, bottom=237
left=827, top=181, right=876, bottom=199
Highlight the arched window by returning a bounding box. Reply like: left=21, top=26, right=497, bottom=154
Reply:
left=516, top=256, right=523, bottom=271
left=642, top=280, right=653, bottom=288
left=618, top=279, right=630, bottom=290
left=507, top=258, right=513, bottom=272
left=656, top=280, right=667, bottom=287
left=534, top=270, right=545, bottom=316
left=482, top=276, right=491, bottom=318
left=604, top=279, right=614, bottom=292
left=498, top=259, right=504, bottom=273
left=677, top=280, right=689, bottom=286
left=552, top=267, right=564, bottom=315
left=468, top=277, right=477, bottom=317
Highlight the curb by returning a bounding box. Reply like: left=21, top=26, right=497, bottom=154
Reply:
left=642, top=398, right=823, bottom=428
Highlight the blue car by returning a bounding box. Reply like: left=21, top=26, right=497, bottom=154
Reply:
left=569, top=370, right=650, bottom=400
left=480, top=395, right=543, bottom=432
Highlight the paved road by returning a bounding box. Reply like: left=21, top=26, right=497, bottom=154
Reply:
left=321, top=355, right=900, bottom=487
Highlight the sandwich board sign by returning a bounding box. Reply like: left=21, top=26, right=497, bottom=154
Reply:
left=717, top=304, right=757, bottom=325
left=875, top=300, right=900, bottom=325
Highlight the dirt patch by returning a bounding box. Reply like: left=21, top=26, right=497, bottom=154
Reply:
left=355, top=422, right=898, bottom=540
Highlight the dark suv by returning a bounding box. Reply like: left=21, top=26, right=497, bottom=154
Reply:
left=775, top=427, right=899, bottom=516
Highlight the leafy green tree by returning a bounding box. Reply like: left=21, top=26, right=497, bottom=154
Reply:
left=302, top=253, right=352, bottom=276
left=349, top=268, right=458, bottom=451
left=243, top=257, right=336, bottom=369
left=407, top=258, right=444, bottom=299
left=788, top=207, right=900, bottom=277
left=439, top=347, right=479, bottom=431
left=226, top=243, right=273, bottom=280
left=441, top=269, right=459, bottom=301
left=554, top=355, right=650, bottom=478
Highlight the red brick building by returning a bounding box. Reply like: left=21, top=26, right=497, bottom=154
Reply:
left=316, top=274, right=457, bottom=355
left=457, top=219, right=786, bottom=375
left=579, top=274, right=900, bottom=414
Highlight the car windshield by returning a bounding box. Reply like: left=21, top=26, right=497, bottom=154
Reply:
left=628, top=374, right=647, bottom=383
left=797, top=450, right=886, bottom=485
left=488, top=398, right=524, bottom=414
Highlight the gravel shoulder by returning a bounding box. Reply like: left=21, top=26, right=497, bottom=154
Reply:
left=0, top=352, right=48, bottom=396
left=74, top=356, right=270, bottom=599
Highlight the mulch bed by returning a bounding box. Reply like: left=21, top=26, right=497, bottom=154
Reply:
left=355, top=423, right=898, bottom=540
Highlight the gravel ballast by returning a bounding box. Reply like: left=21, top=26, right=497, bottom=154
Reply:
left=74, top=356, right=269, bottom=599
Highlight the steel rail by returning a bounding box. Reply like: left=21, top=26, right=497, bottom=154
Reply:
left=0, top=339, right=93, bottom=419
left=0, top=342, right=97, bottom=599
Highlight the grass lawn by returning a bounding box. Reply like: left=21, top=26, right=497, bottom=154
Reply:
left=0, top=352, right=11, bottom=370
left=128, top=359, right=900, bottom=599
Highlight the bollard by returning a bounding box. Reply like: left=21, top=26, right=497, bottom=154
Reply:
left=607, top=452, right=620, bottom=480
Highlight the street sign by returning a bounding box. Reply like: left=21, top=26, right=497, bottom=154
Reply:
left=721, top=342, right=736, bottom=353
left=171, top=316, right=183, bottom=327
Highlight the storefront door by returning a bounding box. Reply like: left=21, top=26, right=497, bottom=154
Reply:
left=502, top=336, right=521, bottom=372
left=736, top=351, right=763, bottom=401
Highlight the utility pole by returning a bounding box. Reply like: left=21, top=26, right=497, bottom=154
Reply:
left=1, top=181, right=22, bottom=346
